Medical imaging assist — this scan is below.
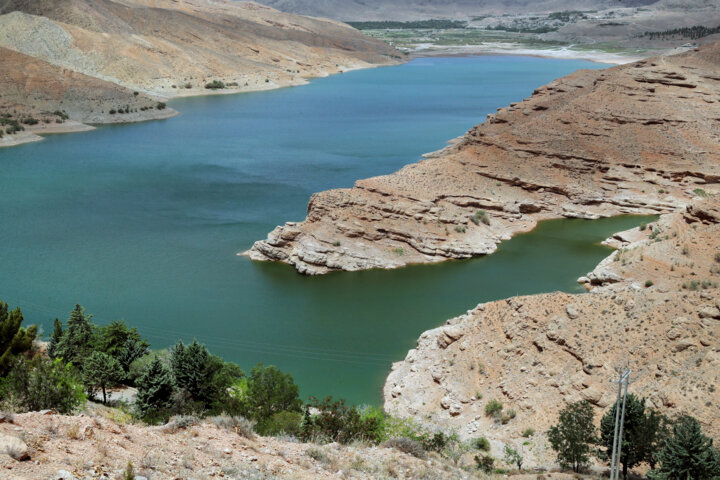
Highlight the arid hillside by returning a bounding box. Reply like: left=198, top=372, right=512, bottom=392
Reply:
left=384, top=196, right=720, bottom=467
left=0, top=0, right=400, bottom=146
left=0, top=0, right=400, bottom=96
left=0, top=410, right=482, bottom=479
left=247, top=41, right=720, bottom=274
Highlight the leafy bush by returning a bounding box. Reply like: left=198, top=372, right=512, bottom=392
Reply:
left=156, top=102, right=166, bottom=110
left=300, top=397, right=385, bottom=444
left=22, top=117, right=39, bottom=125
left=548, top=401, right=597, bottom=472
left=205, top=80, right=226, bottom=90
left=262, top=411, right=303, bottom=437
left=384, top=437, right=426, bottom=458
left=1, top=357, right=85, bottom=413
left=236, top=363, right=301, bottom=433
left=485, top=399, right=503, bottom=416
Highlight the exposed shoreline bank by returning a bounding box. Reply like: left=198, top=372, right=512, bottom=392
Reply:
left=0, top=59, right=397, bottom=150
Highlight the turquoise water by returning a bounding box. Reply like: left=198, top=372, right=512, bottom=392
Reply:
left=0, top=56, right=637, bottom=404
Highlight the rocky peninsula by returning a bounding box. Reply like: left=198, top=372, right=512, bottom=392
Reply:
left=247, top=41, right=720, bottom=274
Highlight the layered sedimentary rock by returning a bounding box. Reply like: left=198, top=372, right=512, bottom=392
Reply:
left=383, top=197, right=720, bottom=465
left=247, top=42, right=720, bottom=274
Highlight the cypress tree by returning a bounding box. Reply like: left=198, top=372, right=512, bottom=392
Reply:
left=653, top=416, right=720, bottom=480
left=135, top=356, right=174, bottom=416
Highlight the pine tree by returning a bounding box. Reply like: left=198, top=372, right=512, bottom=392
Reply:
left=52, top=304, right=96, bottom=367
left=652, top=416, right=720, bottom=480
left=47, top=318, right=63, bottom=358
left=82, top=351, right=124, bottom=404
left=548, top=401, right=597, bottom=472
left=170, top=340, right=209, bottom=401
left=0, top=301, right=37, bottom=376
left=135, top=356, right=174, bottom=416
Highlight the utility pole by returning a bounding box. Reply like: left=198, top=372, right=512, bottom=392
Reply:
left=609, top=368, right=631, bottom=480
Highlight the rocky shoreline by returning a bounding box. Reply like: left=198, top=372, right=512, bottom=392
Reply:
left=382, top=196, right=720, bottom=467
left=246, top=42, right=720, bottom=274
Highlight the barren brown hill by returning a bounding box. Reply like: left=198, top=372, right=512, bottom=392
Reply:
left=0, top=46, right=175, bottom=123
left=383, top=196, right=720, bottom=468
left=0, top=0, right=400, bottom=96
left=247, top=41, right=720, bottom=274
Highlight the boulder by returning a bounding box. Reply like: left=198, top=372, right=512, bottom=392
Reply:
left=0, top=433, right=29, bottom=460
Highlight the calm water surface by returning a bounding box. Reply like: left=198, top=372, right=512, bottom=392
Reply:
left=1, top=56, right=644, bottom=404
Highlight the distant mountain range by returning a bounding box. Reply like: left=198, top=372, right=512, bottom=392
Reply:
left=253, top=0, right=715, bottom=21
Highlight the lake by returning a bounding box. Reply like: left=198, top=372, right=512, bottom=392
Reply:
left=0, top=55, right=646, bottom=404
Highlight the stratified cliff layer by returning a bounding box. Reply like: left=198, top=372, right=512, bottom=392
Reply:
left=247, top=42, right=720, bottom=274
left=383, top=196, right=720, bottom=466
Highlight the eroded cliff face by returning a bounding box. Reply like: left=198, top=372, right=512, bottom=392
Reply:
left=383, top=197, right=720, bottom=466
left=247, top=42, right=720, bottom=275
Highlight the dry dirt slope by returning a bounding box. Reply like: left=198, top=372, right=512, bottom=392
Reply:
left=0, top=46, right=176, bottom=124
left=0, top=0, right=400, bottom=96
left=247, top=41, right=720, bottom=274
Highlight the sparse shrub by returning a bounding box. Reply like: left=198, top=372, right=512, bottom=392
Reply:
left=211, top=414, right=255, bottom=439
left=475, top=453, right=495, bottom=473
left=504, top=444, right=523, bottom=470
left=184, top=83, right=192, bottom=89
left=501, top=409, right=517, bottom=424
left=22, top=117, right=39, bottom=125
left=454, top=225, right=466, bottom=233
left=485, top=399, right=503, bottom=417
left=122, top=461, right=135, bottom=480
left=156, top=102, right=167, bottom=110
left=384, top=437, right=426, bottom=458
left=639, top=224, right=647, bottom=231
left=693, top=188, right=708, bottom=198
left=392, top=247, right=404, bottom=256
left=471, top=209, right=490, bottom=226
left=162, top=415, right=199, bottom=433
left=645, top=280, right=654, bottom=288
left=474, top=436, right=491, bottom=451
left=714, top=253, right=720, bottom=263
left=522, top=428, right=535, bottom=438
left=109, top=109, right=117, bottom=115
left=307, top=447, right=327, bottom=462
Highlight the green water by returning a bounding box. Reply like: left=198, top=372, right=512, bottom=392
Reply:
left=0, top=56, right=648, bottom=404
